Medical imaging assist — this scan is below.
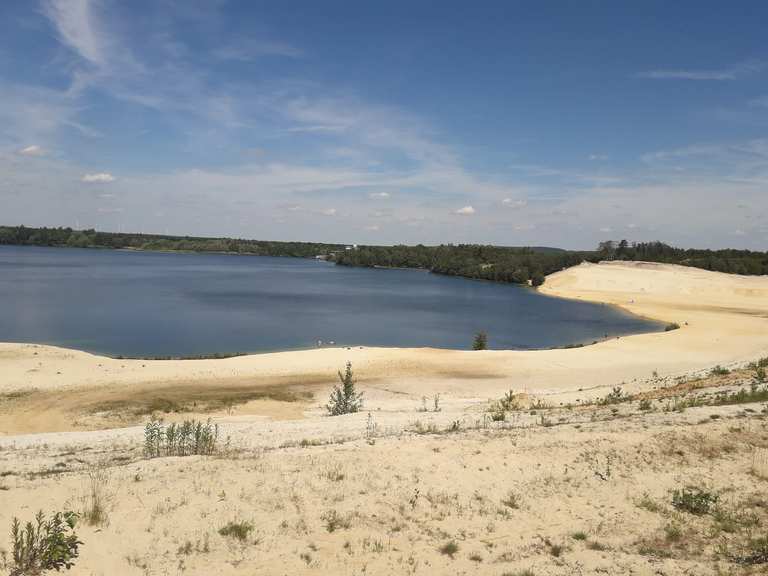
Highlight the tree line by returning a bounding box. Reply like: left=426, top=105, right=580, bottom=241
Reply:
left=0, top=225, right=344, bottom=259
left=333, top=244, right=589, bottom=286
left=597, top=240, right=768, bottom=276
left=2, top=225, right=766, bottom=285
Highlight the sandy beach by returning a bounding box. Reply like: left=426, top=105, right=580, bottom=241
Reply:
left=2, top=261, right=768, bottom=575
left=2, top=261, right=768, bottom=435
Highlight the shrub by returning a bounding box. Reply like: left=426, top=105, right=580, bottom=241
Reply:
left=665, top=322, right=680, bottom=332
left=472, top=332, right=488, bottom=350
left=321, top=510, right=351, bottom=533
left=710, top=365, right=730, bottom=376
left=438, top=540, right=459, bottom=558
left=671, top=486, right=718, bottom=515
left=218, top=521, right=253, bottom=542
left=8, top=511, right=82, bottom=576
left=599, top=386, right=627, bottom=405
left=326, top=362, right=363, bottom=416
left=144, top=418, right=219, bottom=458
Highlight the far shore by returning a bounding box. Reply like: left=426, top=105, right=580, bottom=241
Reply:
left=2, top=260, right=768, bottom=435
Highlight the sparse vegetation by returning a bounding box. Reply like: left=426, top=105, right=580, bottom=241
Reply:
left=438, top=540, right=459, bottom=558
left=144, top=418, right=219, bottom=457
left=7, top=511, right=82, bottom=576
left=218, top=521, right=254, bottom=542
left=671, top=486, right=718, bottom=515
left=326, top=362, right=363, bottom=416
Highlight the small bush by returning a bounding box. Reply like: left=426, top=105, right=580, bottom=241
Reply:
left=8, top=511, right=82, bottom=576
left=710, top=365, right=730, bottom=376
left=144, top=418, right=219, bottom=458
left=571, top=531, right=588, bottom=541
left=326, top=362, right=363, bottom=416
left=671, top=486, right=718, bottom=515
left=321, top=510, right=351, bottom=533
left=218, top=521, right=253, bottom=542
left=438, top=540, right=459, bottom=558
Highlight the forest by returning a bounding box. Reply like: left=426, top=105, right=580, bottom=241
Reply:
left=2, top=226, right=767, bottom=286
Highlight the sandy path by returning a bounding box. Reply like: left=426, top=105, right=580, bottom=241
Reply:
left=2, top=261, right=768, bottom=435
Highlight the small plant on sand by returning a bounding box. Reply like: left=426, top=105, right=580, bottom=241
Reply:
left=599, top=386, right=627, bottom=405
left=438, top=540, right=459, bottom=558
left=671, top=486, right=718, bottom=515
left=7, top=511, right=82, bottom=575
left=218, top=521, right=254, bottom=542
left=326, top=362, right=363, bottom=416
left=81, top=465, right=110, bottom=527
left=665, top=322, right=680, bottom=332
left=321, top=510, right=351, bottom=533
left=710, top=365, right=730, bottom=376
left=472, top=332, right=488, bottom=350
left=144, top=418, right=219, bottom=458
left=500, top=491, right=521, bottom=509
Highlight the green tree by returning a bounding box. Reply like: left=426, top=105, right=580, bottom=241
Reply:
left=472, top=331, right=488, bottom=350
left=326, top=362, right=363, bottom=416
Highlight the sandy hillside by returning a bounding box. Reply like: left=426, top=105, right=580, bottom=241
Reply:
left=1, top=261, right=768, bottom=575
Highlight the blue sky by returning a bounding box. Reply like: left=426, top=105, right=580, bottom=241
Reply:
left=1, top=1, right=767, bottom=249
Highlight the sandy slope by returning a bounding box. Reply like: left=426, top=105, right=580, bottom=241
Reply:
left=2, top=261, right=768, bottom=575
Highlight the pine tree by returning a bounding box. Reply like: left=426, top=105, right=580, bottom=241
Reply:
left=472, top=331, right=488, bottom=350
left=326, top=361, right=363, bottom=416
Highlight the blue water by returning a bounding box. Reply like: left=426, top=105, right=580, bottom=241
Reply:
left=0, top=245, right=663, bottom=357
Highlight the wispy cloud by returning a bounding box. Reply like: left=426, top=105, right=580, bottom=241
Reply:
left=42, top=0, right=106, bottom=66
left=81, top=172, right=115, bottom=182
left=18, top=145, right=46, bottom=157
left=454, top=206, right=475, bottom=215
left=636, top=60, right=763, bottom=81
left=213, top=38, right=303, bottom=61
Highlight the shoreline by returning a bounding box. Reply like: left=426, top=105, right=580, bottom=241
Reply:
left=2, top=260, right=768, bottom=435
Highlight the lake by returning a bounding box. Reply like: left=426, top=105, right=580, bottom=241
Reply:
left=0, top=245, right=664, bottom=357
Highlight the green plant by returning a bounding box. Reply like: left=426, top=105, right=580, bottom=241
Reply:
left=218, top=521, right=253, bottom=542
left=438, top=540, right=459, bottom=558
left=671, top=486, right=718, bottom=515
left=472, top=332, right=488, bottom=351
left=8, top=511, right=82, bottom=576
left=710, top=365, right=730, bottom=376
left=639, top=398, right=653, bottom=411
left=326, top=362, right=363, bottom=416
left=143, top=418, right=219, bottom=458
left=599, top=386, right=627, bottom=405
left=571, top=531, right=588, bottom=541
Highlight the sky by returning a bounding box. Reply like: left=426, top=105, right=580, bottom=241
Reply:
left=1, top=1, right=768, bottom=249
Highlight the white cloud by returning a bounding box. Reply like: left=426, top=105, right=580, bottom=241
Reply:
left=319, top=208, right=337, bottom=216
left=636, top=61, right=762, bottom=81
left=588, top=154, right=608, bottom=161
left=81, top=172, right=115, bottom=182
left=502, top=198, right=527, bottom=208
left=18, top=145, right=46, bottom=156
left=368, top=192, right=390, bottom=199
left=42, top=0, right=106, bottom=66
left=454, top=206, right=475, bottom=215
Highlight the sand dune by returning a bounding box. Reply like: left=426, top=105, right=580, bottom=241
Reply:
left=2, top=261, right=768, bottom=575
